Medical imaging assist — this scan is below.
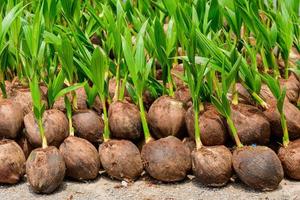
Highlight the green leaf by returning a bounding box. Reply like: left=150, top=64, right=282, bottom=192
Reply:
left=54, top=82, right=86, bottom=102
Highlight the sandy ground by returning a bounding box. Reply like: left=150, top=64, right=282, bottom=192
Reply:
left=1, top=173, right=300, bottom=200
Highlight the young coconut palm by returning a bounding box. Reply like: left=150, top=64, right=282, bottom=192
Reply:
left=183, top=26, right=232, bottom=187
left=122, top=21, right=191, bottom=182
left=26, top=75, right=66, bottom=194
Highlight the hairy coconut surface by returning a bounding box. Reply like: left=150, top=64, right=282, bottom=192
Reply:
left=233, top=146, right=283, bottom=191
left=185, top=104, right=227, bottom=146
left=0, top=139, right=25, bottom=184
left=0, top=99, right=23, bottom=139
left=280, top=74, right=300, bottom=104
left=26, top=146, right=65, bottom=194
left=230, top=104, right=270, bottom=145
left=24, top=109, right=68, bottom=147
left=182, top=137, right=196, bottom=153
left=59, top=136, right=100, bottom=180
left=16, top=131, right=33, bottom=159
left=141, top=136, right=191, bottom=182
left=11, top=87, right=48, bottom=115
left=108, top=101, right=142, bottom=140
left=72, top=110, right=104, bottom=143
left=278, top=139, right=300, bottom=180
left=99, top=139, right=143, bottom=181
left=148, top=96, right=186, bottom=138
left=192, top=145, right=232, bottom=187
left=174, top=86, right=192, bottom=107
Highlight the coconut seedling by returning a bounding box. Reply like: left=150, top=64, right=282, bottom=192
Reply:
left=262, top=74, right=300, bottom=180
left=183, top=26, right=232, bottom=187
left=122, top=21, right=191, bottom=182
left=0, top=3, right=25, bottom=139
left=26, top=75, right=66, bottom=194
left=211, top=67, right=283, bottom=191
left=146, top=17, right=187, bottom=139
left=92, top=2, right=143, bottom=141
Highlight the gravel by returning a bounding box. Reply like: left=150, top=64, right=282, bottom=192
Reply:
left=1, top=174, right=300, bottom=200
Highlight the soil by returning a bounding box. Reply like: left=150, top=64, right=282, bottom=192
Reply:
left=1, top=177, right=300, bottom=200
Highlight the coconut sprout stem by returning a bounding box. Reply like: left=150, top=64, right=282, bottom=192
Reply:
left=194, top=106, right=202, bottom=150
left=281, top=114, right=290, bottom=147
left=119, top=72, right=128, bottom=101
left=226, top=117, right=243, bottom=148
left=138, top=96, right=151, bottom=143
left=101, top=98, right=110, bottom=142
left=37, top=118, right=48, bottom=148
left=0, top=82, right=7, bottom=99
left=113, top=64, right=120, bottom=101
left=167, top=67, right=174, bottom=97
left=251, top=92, right=269, bottom=109
left=232, top=82, right=238, bottom=105
left=68, top=116, right=74, bottom=137
left=72, top=91, right=78, bottom=110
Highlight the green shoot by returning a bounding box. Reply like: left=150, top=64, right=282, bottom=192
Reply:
left=262, top=74, right=289, bottom=147
left=29, top=74, right=47, bottom=148
left=122, top=21, right=153, bottom=143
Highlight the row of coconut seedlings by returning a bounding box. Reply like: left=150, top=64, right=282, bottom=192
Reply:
left=0, top=0, right=300, bottom=194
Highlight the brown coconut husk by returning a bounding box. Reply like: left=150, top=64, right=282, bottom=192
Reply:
left=185, top=104, right=228, bottom=146
left=59, top=136, right=100, bottom=180
left=0, top=99, right=23, bottom=139
left=148, top=96, right=186, bottom=139
left=192, top=145, right=232, bottom=187
left=108, top=101, right=142, bottom=140
left=16, top=130, right=33, bottom=159
left=24, top=109, right=69, bottom=147
left=141, top=136, right=191, bottom=182
left=72, top=109, right=104, bottom=143
left=230, top=103, right=270, bottom=145
left=232, top=146, right=283, bottom=191
left=278, top=139, right=300, bottom=180
left=174, top=85, right=192, bottom=107
left=11, top=87, right=48, bottom=115
left=279, top=73, right=300, bottom=104
left=99, top=139, right=143, bottom=181
left=0, top=139, right=25, bottom=184
left=26, top=146, right=65, bottom=194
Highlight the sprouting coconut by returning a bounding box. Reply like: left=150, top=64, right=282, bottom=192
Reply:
left=185, top=104, right=227, bottom=146
left=79, top=46, right=143, bottom=181
left=0, top=139, right=26, bottom=184
left=183, top=45, right=232, bottom=186
left=0, top=99, right=24, bottom=139
left=26, top=75, right=65, bottom=194
left=230, top=103, right=270, bottom=145
left=24, top=109, right=69, bottom=147
left=108, top=100, right=142, bottom=140
left=72, top=109, right=104, bottom=143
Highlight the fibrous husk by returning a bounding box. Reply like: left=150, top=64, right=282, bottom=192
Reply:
left=232, top=146, right=283, bottom=191
left=230, top=103, right=270, bottom=145
left=278, top=139, right=300, bottom=180
left=99, top=139, right=143, bottom=181
left=11, top=87, right=48, bottom=115
left=108, top=101, right=142, bottom=140
left=0, top=139, right=25, bottom=184
left=192, top=145, right=232, bottom=187
left=141, top=136, right=191, bottom=182
left=24, top=109, right=69, bottom=147
left=72, top=109, right=104, bottom=143
left=185, top=104, right=227, bottom=146
left=0, top=99, right=23, bottom=139
left=59, top=136, right=100, bottom=180
left=26, top=146, right=65, bottom=194
left=148, top=96, right=186, bottom=138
